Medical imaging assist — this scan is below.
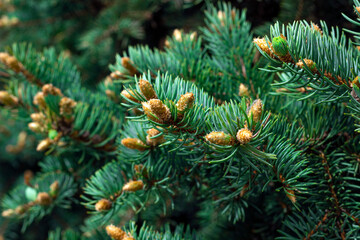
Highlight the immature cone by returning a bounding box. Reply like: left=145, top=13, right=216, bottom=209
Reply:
left=110, top=70, right=124, bottom=80
left=30, top=112, right=46, bottom=123
left=121, top=138, right=148, bottom=151
left=49, top=181, right=59, bottom=197
left=59, top=97, right=77, bottom=116
left=148, top=99, right=171, bottom=123
left=28, top=122, right=42, bottom=133
left=0, top=91, right=18, bottom=106
left=271, top=35, right=289, bottom=57
left=296, top=59, right=317, bottom=73
left=36, top=138, right=52, bottom=152
left=2, top=209, right=15, bottom=217
left=106, top=225, right=126, bottom=240
left=190, top=31, right=197, bottom=41
left=139, top=79, right=157, bottom=100
left=121, top=89, right=140, bottom=103
left=121, top=57, right=137, bottom=75
left=248, top=99, right=263, bottom=124
left=142, top=102, right=158, bottom=122
left=205, top=131, right=235, bottom=146
left=122, top=180, right=144, bottom=192
left=146, top=128, right=164, bottom=146
left=238, top=83, right=250, bottom=97
left=236, top=128, right=253, bottom=145
left=24, top=170, right=33, bottom=186
left=36, top=192, right=52, bottom=206
left=176, top=92, right=195, bottom=112
left=253, top=38, right=274, bottom=58
left=353, top=76, right=360, bottom=88
left=33, top=92, right=46, bottom=108
left=95, top=198, right=112, bottom=211
left=42, top=84, right=62, bottom=96
left=173, top=29, right=182, bottom=41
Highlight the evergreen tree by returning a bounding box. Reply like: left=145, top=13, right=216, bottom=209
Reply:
left=1, top=1, right=360, bottom=239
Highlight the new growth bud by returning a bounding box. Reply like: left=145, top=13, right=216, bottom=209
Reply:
left=236, top=128, right=253, bottom=145
left=121, top=57, right=137, bottom=76
left=146, top=128, right=164, bottom=146
left=106, top=225, right=126, bottom=240
left=33, top=92, right=46, bottom=108
left=139, top=79, right=157, bottom=100
left=42, top=84, right=62, bottom=96
left=36, top=138, right=52, bottom=152
left=173, top=29, right=182, bottom=41
left=253, top=38, right=274, bottom=58
left=95, top=198, right=112, bottom=212
left=49, top=181, right=59, bottom=197
left=121, top=138, right=148, bottom=151
left=148, top=99, right=171, bottom=123
left=59, top=97, right=77, bottom=116
left=248, top=99, right=263, bottom=123
left=238, top=83, right=250, bottom=97
left=296, top=59, right=317, bottom=73
left=176, top=92, right=195, bottom=112
left=36, top=192, right=52, bottom=206
left=0, top=91, right=18, bottom=106
left=28, top=122, right=42, bottom=133
left=272, top=35, right=289, bottom=57
left=205, top=131, right=235, bottom=146
left=121, top=89, right=140, bottom=103
left=122, top=180, right=144, bottom=192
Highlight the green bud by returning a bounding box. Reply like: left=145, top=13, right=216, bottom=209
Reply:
left=25, top=187, right=37, bottom=201
left=272, top=35, right=289, bottom=57
left=48, top=129, right=58, bottom=140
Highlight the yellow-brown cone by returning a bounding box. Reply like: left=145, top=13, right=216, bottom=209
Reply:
left=238, top=83, right=250, bottom=97
left=33, top=92, right=46, bottom=108
left=106, top=225, right=126, bottom=240
left=122, top=180, right=144, bottom=192
left=121, top=57, right=137, bottom=76
left=205, top=131, right=235, bottom=146
left=248, top=99, right=263, bottom=123
left=253, top=37, right=274, bottom=58
left=0, top=91, right=18, bottom=106
left=121, top=138, right=148, bottom=151
left=139, top=79, right=157, bottom=100
left=42, top=84, right=62, bottom=96
left=146, top=128, right=164, bottom=146
left=121, top=89, right=140, bottom=103
left=36, top=192, right=52, bottom=206
left=176, top=92, right=195, bottom=112
left=36, top=138, right=52, bottom=152
left=95, top=198, right=112, bottom=211
left=28, top=122, right=42, bottom=133
left=236, top=128, right=253, bottom=145
left=296, top=59, right=317, bottom=73
left=148, top=99, right=171, bottom=123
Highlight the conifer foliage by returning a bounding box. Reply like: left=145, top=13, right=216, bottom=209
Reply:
left=1, top=1, right=360, bottom=239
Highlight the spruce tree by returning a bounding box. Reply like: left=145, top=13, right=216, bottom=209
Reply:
left=1, top=1, right=360, bottom=239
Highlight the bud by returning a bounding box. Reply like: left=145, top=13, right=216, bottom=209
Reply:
left=59, top=97, right=77, bottom=116
left=236, top=128, right=253, bottom=145
left=49, top=181, right=59, bottom=197
left=121, top=89, right=140, bottom=103
left=173, top=29, right=182, bottom=41
left=146, top=128, right=164, bottom=146
left=28, top=122, right=42, bottom=133
left=217, top=10, right=225, bottom=25
left=105, top=89, right=116, bottom=100
left=95, top=198, right=112, bottom=211
left=121, top=57, right=137, bottom=75
left=0, top=52, right=9, bottom=62
left=176, top=92, right=195, bottom=112
left=123, top=236, right=135, bottom=240
left=253, top=38, right=274, bottom=58
left=2, top=209, right=15, bottom=217
left=248, top=99, right=263, bottom=123
left=286, top=189, right=296, bottom=203
left=33, top=92, right=46, bottom=108
left=148, top=99, right=171, bottom=123
left=5, top=55, right=22, bottom=72
left=311, top=23, right=322, bottom=35
left=42, top=84, right=62, bottom=96
left=139, top=79, right=157, bottom=100
left=48, top=129, right=58, bottom=140
left=106, top=225, right=126, bottom=240
left=15, top=205, right=28, bottom=215
left=0, top=91, right=18, bottom=106
left=356, top=6, right=360, bottom=14
left=24, top=170, right=33, bottom=186
left=121, top=138, right=148, bottom=151
left=190, top=32, right=197, bottom=41
left=296, top=59, right=317, bottom=73
left=142, top=102, right=158, bottom=122
left=30, top=112, right=46, bottom=123
left=272, top=35, right=289, bottom=57
left=36, top=192, right=52, bottom=206
left=36, top=138, right=52, bottom=152
left=238, top=83, right=250, bottom=97
left=353, top=76, right=360, bottom=88
left=122, top=180, right=144, bottom=192
left=205, top=131, right=235, bottom=145
left=110, top=70, right=124, bottom=80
